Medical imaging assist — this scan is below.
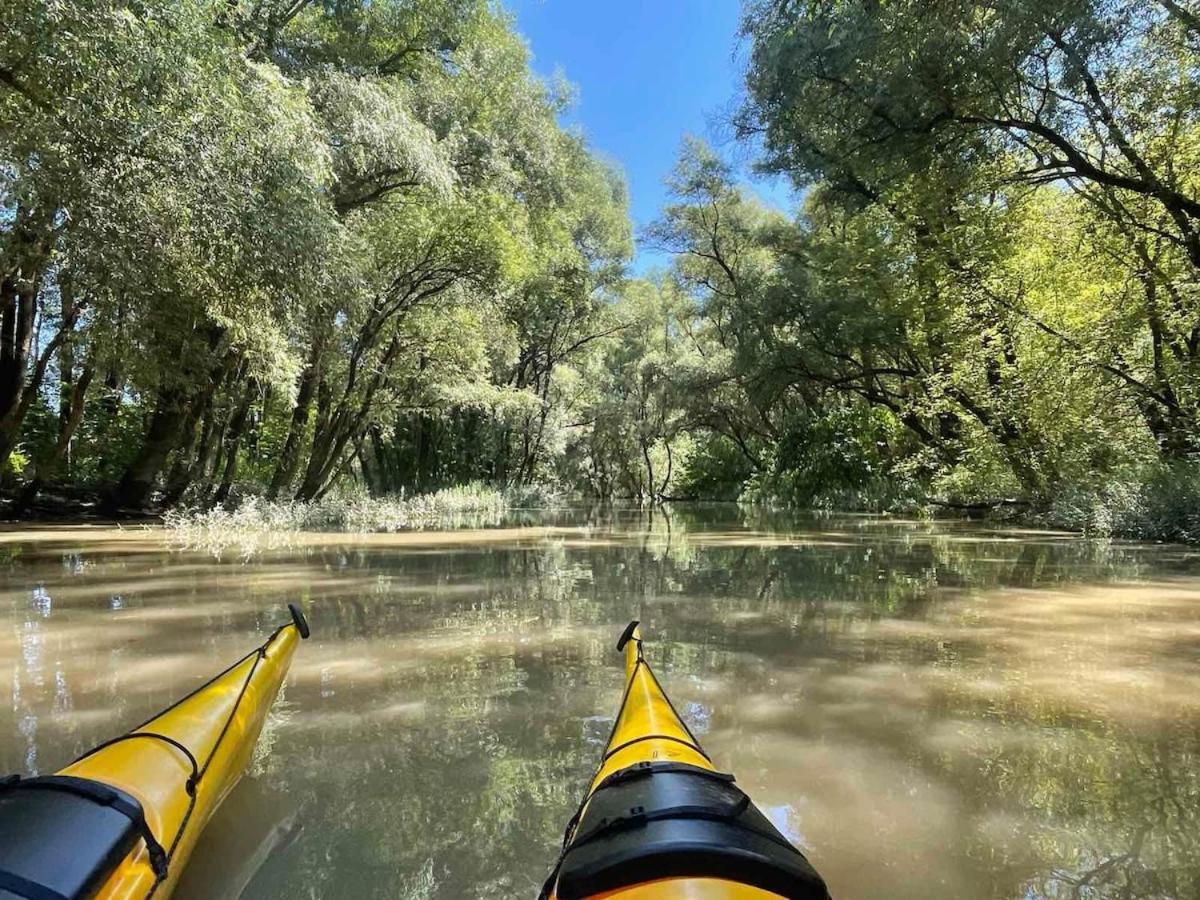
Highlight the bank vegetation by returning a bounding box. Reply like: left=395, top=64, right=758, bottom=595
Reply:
left=4, top=1, right=1200, bottom=540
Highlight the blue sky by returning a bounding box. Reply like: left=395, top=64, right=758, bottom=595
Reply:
left=503, top=0, right=795, bottom=271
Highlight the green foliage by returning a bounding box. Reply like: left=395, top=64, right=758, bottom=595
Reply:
left=1045, top=462, right=1200, bottom=541
left=742, top=403, right=900, bottom=508
left=6, top=0, right=1200, bottom=548
left=662, top=0, right=1200, bottom=533
left=0, top=0, right=633, bottom=511
left=673, top=434, right=755, bottom=501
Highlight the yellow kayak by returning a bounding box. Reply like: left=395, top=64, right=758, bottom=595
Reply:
left=0, top=604, right=310, bottom=900
left=542, top=622, right=829, bottom=900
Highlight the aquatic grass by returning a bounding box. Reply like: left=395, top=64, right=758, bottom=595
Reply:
left=165, top=483, right=509, bottom=551
left=738, top=459, right=1200, bottom=545
left=500, top=482, right=568, bottom=509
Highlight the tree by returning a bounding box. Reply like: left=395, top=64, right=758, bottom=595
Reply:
left=734, top=0, right=1200, bottom=492
left=578, top=280, right=697, bottom=500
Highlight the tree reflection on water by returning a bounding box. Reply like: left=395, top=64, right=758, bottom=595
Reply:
left=0, top=510, right=1197, bottom=898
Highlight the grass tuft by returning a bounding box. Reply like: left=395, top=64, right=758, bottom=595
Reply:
left=165, top=483, right=508, bottom=550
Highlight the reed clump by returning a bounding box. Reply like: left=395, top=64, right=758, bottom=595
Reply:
left=165, top=483, right=508, bottom=549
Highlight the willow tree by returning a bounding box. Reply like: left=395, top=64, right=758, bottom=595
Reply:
left=572, top=279, right=699, bottom=500
left=1, top=1, right=343, bottom=511
left=250, top=0, right=632, bottom=501
left=740, top=0, right=1200, bottom=459
left=495, top=135, right=633, bottom=486
left=645, top=139, right=790, bottom=476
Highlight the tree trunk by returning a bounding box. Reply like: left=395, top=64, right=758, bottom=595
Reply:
left=413, top=413, right=428, bottom=491
left=160, top=352, right=241, bottom=506
left=296, top=334, right=403, bottom=501
left=161, top=396, right=211, bottom=507
left=0, top=275, right=82, bottom=474
left=296, top=416, right=358, bottom=500
left=295, top=392, right=336, bottom=501
left=313, top=433, right=367, bottom=502
left=658, top=439, right=673, bottom=499
left=213, top=381, right=255, bottom=504
left=368, top=427, right=392, bottom=493
left=17, top=364, right=95, bottom=512
left=58, top=327, right=75, bottom=478
left=110, top=387, right=192, bottom=510
left=0, top=245, right=45, bottom=472
left=359, top=438, right=380, bottom=494
left=100, top=299, right=126, bottom=420
left=268, top=342, right=322, bottom=499
left=287, top=371, right=335, bottom=501
left=641, top=437, right=655, bottom=504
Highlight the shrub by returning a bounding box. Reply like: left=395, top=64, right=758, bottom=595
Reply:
left=1043, top=463, right=1200, bottom=542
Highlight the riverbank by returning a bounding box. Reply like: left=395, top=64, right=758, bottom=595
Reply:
left=749, top=462, right=1200, bottom=545
left=1036, top=468, right=1200, bottom=543
left=12, top=465, right=1200, bottom=547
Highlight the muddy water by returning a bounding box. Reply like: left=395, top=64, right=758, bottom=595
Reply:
left=2, top=509, right=1199, bottom=899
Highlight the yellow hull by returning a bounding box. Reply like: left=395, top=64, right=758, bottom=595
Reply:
left=545, top=623, right=827, bottom=900
left=1, top=608, right=306, bottom=900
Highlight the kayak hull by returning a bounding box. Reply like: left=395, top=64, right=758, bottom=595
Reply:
left=0, top=611, right=305, bottom=900
left=62, top=623, right=299, bottom=899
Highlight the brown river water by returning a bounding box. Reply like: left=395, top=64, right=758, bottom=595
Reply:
left=1, top=507, right=1199, bottom=899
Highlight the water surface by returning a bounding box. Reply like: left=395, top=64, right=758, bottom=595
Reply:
left=2, top=508, right=1199, bottom=899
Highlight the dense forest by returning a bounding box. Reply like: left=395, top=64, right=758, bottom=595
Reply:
left=3, top=0, right=1200, bottom=536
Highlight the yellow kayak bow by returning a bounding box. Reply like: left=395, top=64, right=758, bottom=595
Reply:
left=0, top=604, right=310, bottom=900
left=543, top=622, right=829, bottom=900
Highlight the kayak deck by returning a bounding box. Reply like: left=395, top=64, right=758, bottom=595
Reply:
left=544, top=622, right=829, bottom=900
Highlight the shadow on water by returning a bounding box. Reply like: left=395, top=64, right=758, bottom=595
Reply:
left=2, top=508, right=1199, bottom=898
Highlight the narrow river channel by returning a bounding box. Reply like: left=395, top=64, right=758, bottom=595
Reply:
left=2, top=508, right=1198, bottom=899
